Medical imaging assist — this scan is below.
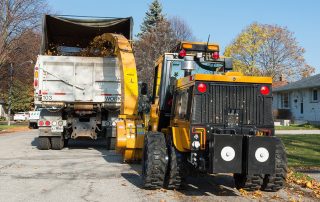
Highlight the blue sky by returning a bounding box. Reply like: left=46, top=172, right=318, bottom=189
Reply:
left=48, top=0, right=320, bottom=73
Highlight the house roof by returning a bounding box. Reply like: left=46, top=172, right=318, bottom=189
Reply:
left=272, top=80, right=288, bottom=88
left=273, top=73, right=320, bottom=92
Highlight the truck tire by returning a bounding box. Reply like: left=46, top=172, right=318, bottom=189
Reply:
left=261, top=140, right=287, bottom=192
left=64, top=138, right=69, bottom=147
left=38, top=137, right=51, bottom=150
left=51, top=136, right=64, bottom=150
left=142, top=132, right=168, bottom=189
left=106, top=137, right=116, bottom=150
left=234, top=173, right=263, bottom=191
left=165, top=136, right=186, bottom=190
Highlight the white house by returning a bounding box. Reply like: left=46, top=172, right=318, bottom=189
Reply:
left=273, top=74, right=320, bottom=125
left=0, top=99, right=7, bottom=118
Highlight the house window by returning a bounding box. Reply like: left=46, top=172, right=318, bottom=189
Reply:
left=280, top=92, right=290, bottom=109
left=312, top=89, right=318, bottom=101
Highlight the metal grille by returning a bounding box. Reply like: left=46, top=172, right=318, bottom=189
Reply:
left=192, top=83, right=273, bottom=127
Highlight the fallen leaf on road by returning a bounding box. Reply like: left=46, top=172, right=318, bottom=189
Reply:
left=239, top=188, right=248, bottom=197
left=287, top=169, right=320, bottom=199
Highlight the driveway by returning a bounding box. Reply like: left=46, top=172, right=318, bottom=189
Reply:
left=0, top=130, right=317, bottom=202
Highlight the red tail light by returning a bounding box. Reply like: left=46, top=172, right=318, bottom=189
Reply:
left=34, top=79, right=38, bottom=87
left=197, top=83, right=207, bottom=93
left=39, top=121, right=44, bottom=126
left=179, top=49, right=187, bottom=58
left=45, top=121, right=51, bottom=126
left=260, top=86, right=270, bottom=95
left=212, top=51, right=219, bottom=60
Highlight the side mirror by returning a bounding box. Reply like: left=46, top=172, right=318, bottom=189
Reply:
left=141, top=82, right=148, bottom=95
left=224, top=58, right=233, bottom=71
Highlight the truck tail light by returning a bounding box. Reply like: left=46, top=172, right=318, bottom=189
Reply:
left=45, top=121, right=51, bottom=126
left=179, top=49, right=186, bottom=58
left=38, top=121, right=44, bottom=126
left=34, top=79, right=38, bottom=87
left=260, top=86, right=270, bottom=95
left=197, top=83, right=207, bottom=93
left=212, top=51, right=219, bottom=60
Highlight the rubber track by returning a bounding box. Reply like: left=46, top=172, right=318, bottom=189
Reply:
left=234, top=173, right=264, bottom=191
left=261, top=141, right=287, bottom=191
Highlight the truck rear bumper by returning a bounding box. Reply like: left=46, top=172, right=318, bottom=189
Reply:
left=39, top=128, right=62, bottom=137
left=209, top=134, right=276, bottom=174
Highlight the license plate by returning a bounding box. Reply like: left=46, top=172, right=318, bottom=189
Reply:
left=51, top=126, right=63, bottom=132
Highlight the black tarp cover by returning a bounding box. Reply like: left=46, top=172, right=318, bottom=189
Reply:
left=41, top=15, right=133, bottom=54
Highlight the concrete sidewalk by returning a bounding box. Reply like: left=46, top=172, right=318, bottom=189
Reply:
left=275, top=130, right=320, bottom=135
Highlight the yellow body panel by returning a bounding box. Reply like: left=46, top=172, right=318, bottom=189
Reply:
left=116, top=119, right=143, bottom=161
left=149, top=59, right=163, bottom=132
left=107, top=33, right=142, bottom=161
left=103, top=33, right=138, bottom=116
left=171, top=120, right=191, bottom=152
left=177, top=72, right=272, bottom=88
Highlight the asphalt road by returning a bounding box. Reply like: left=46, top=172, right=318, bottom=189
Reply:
left=0, top=130, right=317, bottom=202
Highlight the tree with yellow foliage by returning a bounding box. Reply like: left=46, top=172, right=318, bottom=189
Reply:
left=225, top=23, right=314, bottom=81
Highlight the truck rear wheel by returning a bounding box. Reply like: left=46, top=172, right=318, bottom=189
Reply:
left=165, top=136, right=186, bottom=190
left=234, top=173, right=263, bottom=191
left=106, top=137, right=116, bottom=150
left=38, top=137, right=51, bottom=150
left=142, top=132, right=168, bottom=189
left=261, top=140, right=287, bottom=192
left=64, top=138, right=69, bottom=147
left=51, top=136, right=64, bottom=150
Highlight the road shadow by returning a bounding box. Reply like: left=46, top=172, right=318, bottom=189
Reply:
left=30, top=137, right=238, bottom=196
left=31, top=137, right=38, bottom=146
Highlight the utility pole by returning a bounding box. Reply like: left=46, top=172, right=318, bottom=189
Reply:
left=7, top=63, right=13, bottom=126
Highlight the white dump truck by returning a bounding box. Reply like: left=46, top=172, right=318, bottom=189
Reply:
left=34, top=15, right=136, bottom=150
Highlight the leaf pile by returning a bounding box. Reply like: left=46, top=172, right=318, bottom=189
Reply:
left=46, top=33, right=115, bottom=57
left=238, top=189, right=263, bottom=199
left=80, top=34, right=115, bottom=57
left=287, top=169, right=320, bottom=199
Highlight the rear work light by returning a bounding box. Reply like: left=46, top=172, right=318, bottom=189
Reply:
left=260, top=86, right=270, bottom=95
left=34, top=79, right=38, bottom=87
left=212, top=51, right=220, bottom=60
left=197, top=83, right=207, bottom=93
left=179, top=49, right=187, bottom=58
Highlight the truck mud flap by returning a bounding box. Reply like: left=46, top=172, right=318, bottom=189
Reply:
left=246, top=136, right=276, bottom=175
left=210, top=134, right=243, bottom=173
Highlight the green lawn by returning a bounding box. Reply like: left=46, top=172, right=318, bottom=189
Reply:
left=279, top=134, right=320, bottom=167
left=275, top=123, right=320, bottom=130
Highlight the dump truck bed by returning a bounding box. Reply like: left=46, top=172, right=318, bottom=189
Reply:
left=36, top=55, right=121, bottom=105
left=41, top=15, right=133, bottom=54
